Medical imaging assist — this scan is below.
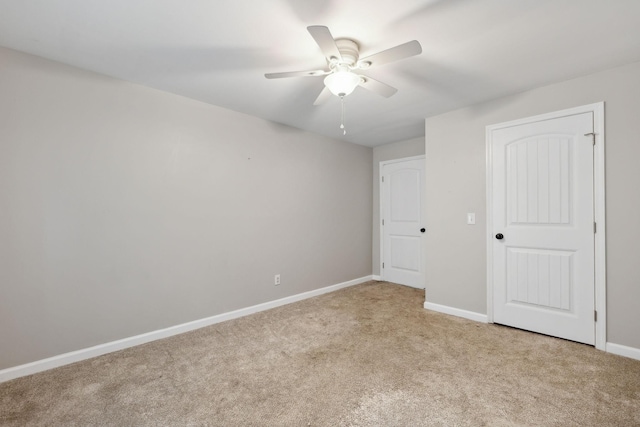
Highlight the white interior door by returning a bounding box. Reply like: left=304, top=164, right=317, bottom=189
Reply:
left=490, top=112, right=595, bottom=345
left=381, top=157, right=426, bottom=289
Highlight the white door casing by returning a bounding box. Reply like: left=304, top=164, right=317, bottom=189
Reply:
left=486, top=103, right=606, bottom=348
left=380, top=156, right=426, bottom=289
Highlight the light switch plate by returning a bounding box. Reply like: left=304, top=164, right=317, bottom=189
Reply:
left=467, top=213, right=476, bottom=225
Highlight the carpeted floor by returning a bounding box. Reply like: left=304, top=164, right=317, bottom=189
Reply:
left=1, top=281, right=639, bottom=426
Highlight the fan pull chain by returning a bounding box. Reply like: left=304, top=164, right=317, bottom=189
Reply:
left=340, top=95, right=346, bottom=135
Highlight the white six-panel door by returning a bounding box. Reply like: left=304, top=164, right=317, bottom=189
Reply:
left=381, top=158, right=426, bottom=289
left=490, top=112, right=595, bottom=345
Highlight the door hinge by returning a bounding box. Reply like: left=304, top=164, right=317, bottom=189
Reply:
left=382, top=176, right=384, bottom=182
left=382, top=219, right=384, bottom=226
left=382, top=262, right=385, bottom=269
left=594, top=310, right=598, bottom=322
left=594, top=222, right=597, bottom=233
left=585, top=132, right=596, bottom=145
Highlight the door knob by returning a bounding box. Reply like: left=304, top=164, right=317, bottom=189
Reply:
left=420, top=228, right=426, bottom=233
left=495, top=233, right=504, bottom=240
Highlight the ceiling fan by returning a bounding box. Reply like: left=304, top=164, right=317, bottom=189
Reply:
left=265, top=26, right=422, bottom=106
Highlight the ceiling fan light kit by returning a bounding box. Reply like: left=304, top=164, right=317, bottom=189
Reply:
left=265, top=25, right=422, bottom=135
left=324, top=67, right=362, bottom=97
left=323, top=39, right=363, bottom=97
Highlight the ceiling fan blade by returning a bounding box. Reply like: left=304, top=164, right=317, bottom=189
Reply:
left=358, top=40, right=422, bottom=68
left=265, top=69, right=329, bottom=79
left=313, top=87, right=333, bottom=105
left=358, top=76, right=398, bottom=98
left=307, top=25, right=342, bottom=61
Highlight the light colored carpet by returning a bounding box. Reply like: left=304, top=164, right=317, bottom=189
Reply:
left=1, top=281, right=639, bottom=426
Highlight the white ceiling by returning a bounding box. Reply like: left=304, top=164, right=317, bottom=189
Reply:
left=1, top=0, right=640, bottom=147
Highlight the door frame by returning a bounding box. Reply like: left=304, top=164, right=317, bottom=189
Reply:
left=485, top=102, right=606, bottom=350
left=379, top=155, right=426, bottom=287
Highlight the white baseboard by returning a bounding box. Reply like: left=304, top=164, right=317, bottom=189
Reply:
left=425, top=305, right=640, bottom=362
left=0, top=275, right=373, bottom=383
left=606, top=342, right=640, bottom=361
left=423, top=301, right=488, bottom=323
left=372, top=275, right=382, bottom=281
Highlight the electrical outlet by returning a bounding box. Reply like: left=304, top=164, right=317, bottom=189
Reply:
left=274, top=274, right=281, bottom=286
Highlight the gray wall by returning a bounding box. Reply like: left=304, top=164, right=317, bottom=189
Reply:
left=0, top=47, right=373, bottom=370
left=371, top=138, right=425, bottom=276
left=425, top=60, right=640, bottom=349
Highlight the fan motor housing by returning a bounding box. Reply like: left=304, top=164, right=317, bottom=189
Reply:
left=334, top=39, right=359, bottom=66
